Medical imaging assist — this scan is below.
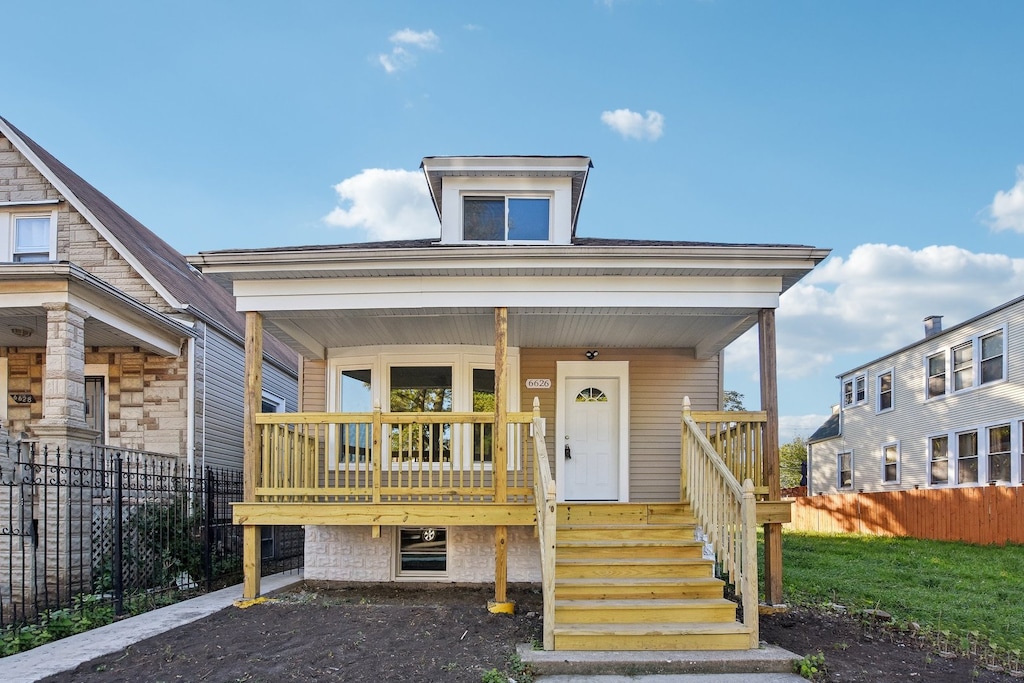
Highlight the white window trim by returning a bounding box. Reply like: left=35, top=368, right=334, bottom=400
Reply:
left=875, top=368, right=894, bottom=414
left=928, top=433, right=950, bottom=487
left=261, top=391, right=286, bottom=413
left=394, top=526, right=449, bottom=580
left=0, top=357, right=7, bottom=428
left=460, top=191, right=555, bottom=244
left=842, top=373, right=867, bottom=408
left=954, top=428, right=980, bottom=486
left=927, top=324, right=1009, bottom=399
left=880, top=441, right=900, bottom=486
left=837, top=450, right=853, bottom=490
left=985, top=422, right=1012, bottom=485
left=924, top=351, right=947, bottom=401
left=1, top=209, right=58, bottom=262
left=84, top=364, right=109, bottom=444
left=326, top=345, right=520, bottom=471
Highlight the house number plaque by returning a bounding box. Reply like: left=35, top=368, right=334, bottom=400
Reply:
left=10, top=394, right=35, bottom=404
left=525, top=379, right=552, bottom=389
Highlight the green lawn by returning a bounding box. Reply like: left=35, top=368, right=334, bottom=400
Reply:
left=764, top=530, right=1024, bottom=650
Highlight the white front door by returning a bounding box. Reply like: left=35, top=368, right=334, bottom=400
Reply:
left=556, top=361, right=629, bottom=502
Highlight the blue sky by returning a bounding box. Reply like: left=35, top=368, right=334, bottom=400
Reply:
left=5, top=1, right=1024, bottom=440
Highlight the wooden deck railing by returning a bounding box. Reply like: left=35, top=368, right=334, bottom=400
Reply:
left=255, top=407, right=535, bottom=503
left=681, top=397, right=759, bottom=647
left=529, top=397, right=557, bottom=650
left=688, top=408, right=767, bottom=495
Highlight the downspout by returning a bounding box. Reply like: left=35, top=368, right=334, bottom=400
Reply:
left=187, top=335, right=196, bottom=477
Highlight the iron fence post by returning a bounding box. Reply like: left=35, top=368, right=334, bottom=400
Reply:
left=113, top=452, right=124, bottom=616
left=204, top=466, right=214, bottom=591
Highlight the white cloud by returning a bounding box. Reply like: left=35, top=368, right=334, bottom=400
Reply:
left=323, top=168, right=438, bottom=241
left=989, top=165, right=1024, bottom=233
left=378, top=29, right=439, bottom=73
left=600, top=108, right=664, bottom=141
left=780, top=414, right=830, bottom=444
left=390, top=28, right=439, bottom=50
left=727, top=242, right=1024, bottom=387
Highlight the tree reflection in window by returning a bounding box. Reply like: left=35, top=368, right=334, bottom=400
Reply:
left=390, top=366, right=452, bottom=462
left=575, top=387, right=608, bottom=403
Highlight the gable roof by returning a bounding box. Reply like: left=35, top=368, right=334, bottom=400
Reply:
left=0, top=117, right=296, bottom=373
left=807, top=410, right=841, bottom=444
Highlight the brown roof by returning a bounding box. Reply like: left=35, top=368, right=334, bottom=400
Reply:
left=1, top=117, right=296, bottom=373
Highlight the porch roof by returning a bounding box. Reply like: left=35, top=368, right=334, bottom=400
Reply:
left=190, top=238, right=829, bottom=360
left=0, top=263, right=195, bottom=355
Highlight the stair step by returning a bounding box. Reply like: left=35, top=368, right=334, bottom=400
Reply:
left=554, top=577, right=726, bottom=600
left=558, top=503, right=695, bottom=526
left=558, top=524, right=697, bottom=541
left=553, top=621, right=754, bottom=651
left=555, top=598, right=737, bottom=624
left=556, top=557, right=714, bottom=579
left=557, top=539, right=705, bottom=559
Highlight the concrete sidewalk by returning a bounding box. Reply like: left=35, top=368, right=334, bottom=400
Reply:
left=0, top=572, right=303, bottom=683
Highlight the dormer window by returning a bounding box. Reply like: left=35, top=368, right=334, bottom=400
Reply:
left=421, top=156, right=591, bottom=246
left=463, top=196, right=550, bottom=242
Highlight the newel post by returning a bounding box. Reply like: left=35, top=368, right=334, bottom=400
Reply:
left=680, top=396, right=692, bottom=501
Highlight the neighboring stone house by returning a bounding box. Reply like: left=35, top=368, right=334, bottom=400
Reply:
left=807, top=297, right=1024, bottom=494
left=0, top=116, right=298, bottom=469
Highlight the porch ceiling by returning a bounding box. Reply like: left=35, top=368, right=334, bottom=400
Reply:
left=0, top=308, right=186, bottom=354
left=264, top=306, right=757, bottom=359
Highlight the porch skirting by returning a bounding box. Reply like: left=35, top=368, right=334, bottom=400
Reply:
left=304, top=525, right=542, bottom=583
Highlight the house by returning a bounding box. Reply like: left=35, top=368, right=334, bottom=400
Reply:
left=190, top=155, right=829, bottom=650
left=807, top=298, right=1024, bottom=495
left=0, top=116, right=298, bottom=469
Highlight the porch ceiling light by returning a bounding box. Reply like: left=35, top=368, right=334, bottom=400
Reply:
left=584, top=350, right=599, bottom=360
left=10, top=326, right=34, bottom=338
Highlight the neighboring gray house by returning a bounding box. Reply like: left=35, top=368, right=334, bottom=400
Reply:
left=808, top=297, right=1023, bottom=494
left=0, top=116, right=298, bottom=470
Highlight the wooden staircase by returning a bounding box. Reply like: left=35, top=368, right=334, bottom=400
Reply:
left=551, top=503, right=754, bottom=651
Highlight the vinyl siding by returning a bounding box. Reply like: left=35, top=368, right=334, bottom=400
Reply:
left=519, top=347, right=720, bottom=502
left=813, top=300, right=1024, bottom=493
left=198, top=325, right=298, bottom=471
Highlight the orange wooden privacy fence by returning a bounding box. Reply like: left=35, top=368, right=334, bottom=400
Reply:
left=788, top=486, right=1024, bottom=546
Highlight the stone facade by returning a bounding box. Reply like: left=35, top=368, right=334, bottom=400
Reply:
left=304, top=525, right=541, bottom=583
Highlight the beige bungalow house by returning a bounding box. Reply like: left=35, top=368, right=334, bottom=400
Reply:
left=191, top=156, right=829, bottom=651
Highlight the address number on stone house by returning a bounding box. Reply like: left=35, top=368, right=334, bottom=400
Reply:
left=525, top=379, right=552, bottom=389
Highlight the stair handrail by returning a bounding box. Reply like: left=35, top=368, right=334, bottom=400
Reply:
left=530, top=397, right=557, bottom=650
left=680, top=396, right=759, bottom=647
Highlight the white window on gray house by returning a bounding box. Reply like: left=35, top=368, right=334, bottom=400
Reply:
left=980, top=331, right=1005, bottom=385
left=882, top=442, right=900, bottom=484
left=463, top=196, right=550, bottom=241
left=837, top=451, right=853, bottom=489
left=956, top=430, right=979, bottom=484
left=926, top=352, right=946, bottom=398
left=929, top=435, right=949, bottom=485
left=13, top=215, right=53, bottom=262
left=988, top=424, right=1011, bottom=483
left=397, top=527, right=447, bottom=576
left=952, top=342, right=974, bottom=392
left=843, top=374, right=866, bottom=408
left=876, top=370, right=893, bottom=413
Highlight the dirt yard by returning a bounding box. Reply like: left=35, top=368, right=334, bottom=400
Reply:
left=36, top=582, right=1021, bottom=682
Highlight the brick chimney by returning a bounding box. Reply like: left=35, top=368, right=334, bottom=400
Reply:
left=924, top=315, right=943, bottom=338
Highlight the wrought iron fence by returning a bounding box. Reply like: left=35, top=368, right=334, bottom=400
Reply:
left=0, top=439, right=303, bottom=629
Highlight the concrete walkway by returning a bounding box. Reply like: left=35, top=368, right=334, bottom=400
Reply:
left=0, top=572, right=303, bottom=683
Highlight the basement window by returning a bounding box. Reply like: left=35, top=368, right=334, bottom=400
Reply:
left=397, top=527, right=448, bottom=577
